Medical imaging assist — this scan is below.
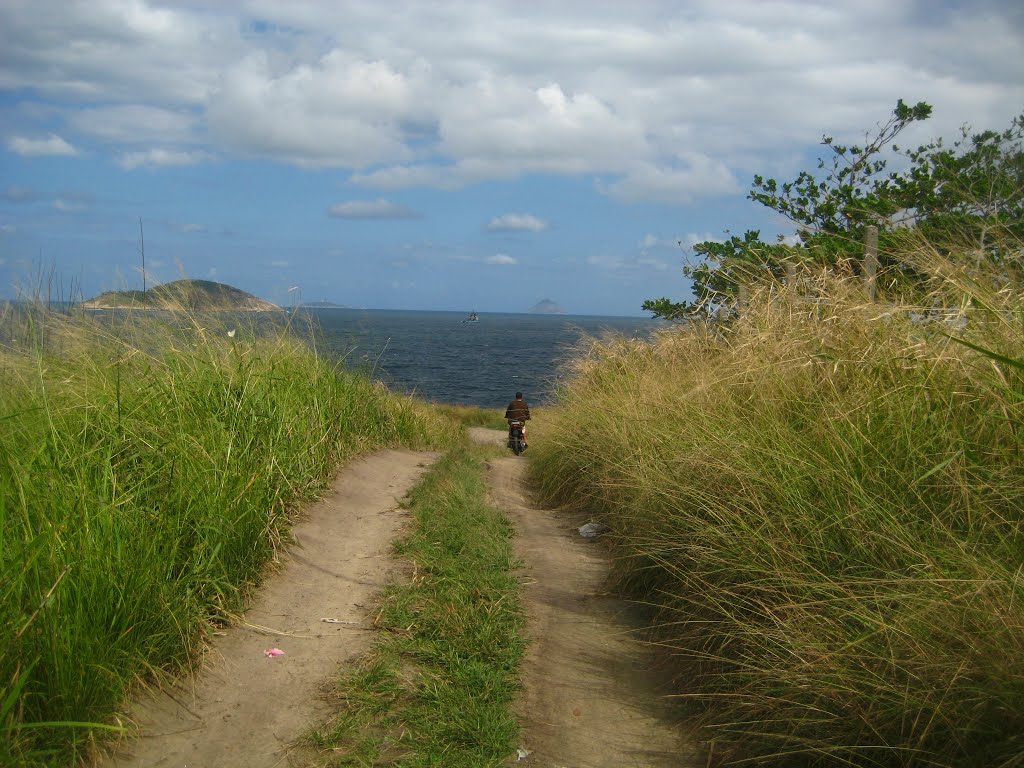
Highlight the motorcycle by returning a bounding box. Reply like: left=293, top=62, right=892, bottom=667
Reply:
left=507, top=420, right=526, bottom=455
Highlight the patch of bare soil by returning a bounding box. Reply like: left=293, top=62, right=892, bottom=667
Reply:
left=99, top=449, right=438, bottom=768
left=474, top=429, right=704, bottom=768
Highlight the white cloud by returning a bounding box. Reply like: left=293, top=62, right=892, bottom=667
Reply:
left=206, top=50, right=421, bottom=168
left=53, top=198, right=87, bottom=212
left=437, top=80, right=648, bottom=178
left=0, top=1, right=1022, bottom=205
left=0, top=224, right=15, bottom=234
left=487, top=213, right=549, bottom=232
left=8, top=133, right=77, bottom=157
left=683, top=232, right=721, bottom=248
left=0, top=1, right=231, bottom=104
left=350, top=164, right=464, bottom=190
left=601, top=153, right=741, bottom=204
left=588, top=252, right=673, bottom=272
left=485, top=253, right=517, bottom=265
left=118, top=148, right=211, bottom=170
left=1, top=186, right=35, bottom=202
left=639, top=234, right=686, bottom=250
left=176, top=222, right=206, bottom=233
left=587, top=254, right=626, bottom=270
left=637, top=257, right=671, bottom=272
left=328, top=198, right=417, bottom=219
left=351, top=158, right=530, bottom=190
left=269, top=259, right=290, bottom=268
left=70, top=105, right=196, bottom=144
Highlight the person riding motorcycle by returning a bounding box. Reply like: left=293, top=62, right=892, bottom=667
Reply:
left=504, top=391, right=530, bottom=450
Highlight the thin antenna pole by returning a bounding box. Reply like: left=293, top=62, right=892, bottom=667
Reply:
left=139, top=217, right=146, bottom=297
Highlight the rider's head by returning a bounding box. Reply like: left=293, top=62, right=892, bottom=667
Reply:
left=515, top=391, right=523, bottom=399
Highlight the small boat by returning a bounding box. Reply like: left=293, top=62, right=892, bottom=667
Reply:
left=463, top=311, right=479, bottom=323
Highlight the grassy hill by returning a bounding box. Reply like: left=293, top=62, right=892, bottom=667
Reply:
left=83, top=279, right=281, bottom=311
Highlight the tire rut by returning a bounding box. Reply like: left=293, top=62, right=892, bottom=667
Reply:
left=484, top=442, right=703, bottom=768
left=99, top=449, right=439, bottom=768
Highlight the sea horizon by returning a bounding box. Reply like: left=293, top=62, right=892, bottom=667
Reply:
left=304, top=307, right=665, bottom=407
left=0, top=301, right=665, bottom=407
left=296, top=305, right=653, bottom=319
left=0, top=297, right=653, bottom=321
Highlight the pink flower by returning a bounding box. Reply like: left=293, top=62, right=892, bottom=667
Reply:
left=264, top=648, right=285, bottom=657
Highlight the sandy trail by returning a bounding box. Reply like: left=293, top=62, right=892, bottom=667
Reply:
left=100, top=448, right=438, bottom=768
left=469, top=427, right=702, bottom=768
left=101, top=435, right=700, bottom=767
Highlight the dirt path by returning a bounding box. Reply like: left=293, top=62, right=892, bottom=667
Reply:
left=101, top=436, right=700, bottom=768
left=100, top=449, right=438, bottom=768
left=470, top=427, right=703, bottom=768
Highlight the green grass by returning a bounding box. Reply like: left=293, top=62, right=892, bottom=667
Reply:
left=309, top=447, right=524, bottom=767
left=0, top=305, right=459, bottom=766
left=434, top=404, right=509, bottom=431
left=526, top=238, right=1024, bottom=766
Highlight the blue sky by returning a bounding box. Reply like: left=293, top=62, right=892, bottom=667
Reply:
left=1, top=1, right=1022, bottom=316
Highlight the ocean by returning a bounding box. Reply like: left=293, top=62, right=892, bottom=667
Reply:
left=303, top=308, right=663, bottom=408
left=0, top=305, right=663, bottom=408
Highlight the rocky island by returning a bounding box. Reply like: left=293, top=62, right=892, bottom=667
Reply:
left=83, top=279, right=281, bottom=312
left=529, top=298, right=564, bottom=314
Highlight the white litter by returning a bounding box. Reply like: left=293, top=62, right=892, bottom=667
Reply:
left=578, top=522, right=609, bottom=538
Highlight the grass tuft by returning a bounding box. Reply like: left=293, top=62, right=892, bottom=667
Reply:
left=433, top=404, right=509, bottom=431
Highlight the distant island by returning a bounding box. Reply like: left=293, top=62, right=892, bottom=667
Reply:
left=83, top=280, right=281, bottom=312
left=299, top=300, right=352, bottom=309
left=529, top=298, right=564, bottom=315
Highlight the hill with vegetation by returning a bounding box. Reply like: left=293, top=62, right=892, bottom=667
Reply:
left=83, top=279, right=281, bottom=311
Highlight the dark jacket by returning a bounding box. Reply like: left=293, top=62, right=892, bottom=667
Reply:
left=504, top=398, right=531, bottom=422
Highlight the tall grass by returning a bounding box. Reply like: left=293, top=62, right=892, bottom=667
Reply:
left=433, top=403, right=509, bottom=430
left=528, top=235, right=1024, bottom=766
left=0, top=304, right=458, bottom=766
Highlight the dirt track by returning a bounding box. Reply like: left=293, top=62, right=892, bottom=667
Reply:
left=100, top=437, right=700, bottom=767
left=100, top=449, right=438, bottom=768
left=471, top=428, right=701, bottom=767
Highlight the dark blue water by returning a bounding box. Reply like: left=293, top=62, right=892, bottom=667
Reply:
left=303, top=309, right=662, bottom=407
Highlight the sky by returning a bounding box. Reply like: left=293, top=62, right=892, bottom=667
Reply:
left=1, top=1, right=1022, bottom=316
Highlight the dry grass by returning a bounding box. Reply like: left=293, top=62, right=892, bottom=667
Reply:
left=528, top=234, right=1024, bottom=766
